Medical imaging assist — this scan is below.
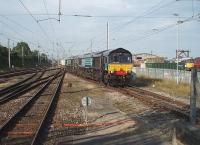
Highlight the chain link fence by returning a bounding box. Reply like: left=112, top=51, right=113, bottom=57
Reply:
left=133, top=67, right=191, bottom=84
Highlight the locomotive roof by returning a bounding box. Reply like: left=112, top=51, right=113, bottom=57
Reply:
left=67, top=48, right=131, bottom=59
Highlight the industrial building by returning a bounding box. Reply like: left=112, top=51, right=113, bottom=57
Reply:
left=133, top=53, right=165, bottom=67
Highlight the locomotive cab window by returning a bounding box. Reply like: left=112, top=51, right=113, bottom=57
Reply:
left=109, top=53, right=132, bottom=63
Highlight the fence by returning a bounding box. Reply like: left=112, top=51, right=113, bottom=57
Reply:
left=133, top=67, right=191, bottom=84
left=190, top=69, right=200, bottom=125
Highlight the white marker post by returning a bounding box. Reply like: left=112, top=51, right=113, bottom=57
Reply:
left=82, top=96, right=92, bottom=125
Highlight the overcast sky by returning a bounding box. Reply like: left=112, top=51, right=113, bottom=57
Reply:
left=0, top=0, right=199, bottom=59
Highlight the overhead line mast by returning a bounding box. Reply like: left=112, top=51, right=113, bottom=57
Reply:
left=38, top=0, right=62, bottom=22
left=58, top=0, right=62, bottom=22
left=107, top=22, right=109, bottom=50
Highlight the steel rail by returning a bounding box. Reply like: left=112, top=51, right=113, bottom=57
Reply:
left=0, top=72, right=38, bottom=95
left=122, top=87, right=189, bottom=118
left=0, top=70, right=62, bottom=143
left=127, top=86, right=188, bottom=108
left=0, top=79, right=48, bottom=104
left=0, top=71, right=45, bottom=98
left=0, top=68, right=38, bottom=76
left=0, top=69, right=38, bottom=78
left=0, top=70, right=62, bottom=104
left=31, top=71, right=65, bottom=145
left=65, top=72, right=192, bottom=119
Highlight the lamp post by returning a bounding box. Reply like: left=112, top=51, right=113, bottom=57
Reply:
left=173, top=13, right=183, bottom=84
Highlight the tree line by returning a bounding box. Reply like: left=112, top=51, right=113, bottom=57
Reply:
left=0, top=42, right=51, bottom=70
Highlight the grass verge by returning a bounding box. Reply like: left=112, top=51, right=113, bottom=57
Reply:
left=133, top=76, right=190, bottom=98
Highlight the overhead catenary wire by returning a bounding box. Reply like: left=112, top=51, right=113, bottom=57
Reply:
left=119, top=0, right=175, bottom=27
left=18, top=0, right=38, bottom=22
left=91, top=0, right=199, bottom=50
left=0, top=15, right=34, bottom=34
left=11, top=0, right=173, bottom=51
left=42, top=0, right=58, bottom=58
left=0, top=17, right=44, bottom=50
left=0, top=33, right=21, bottom=44
left=0, top=13, right=192, bottom=19
left=0, top=21, right=26, bottom=40
left=37, top=0, right=60, bottom=22
left=42, top=0, right=58, bottom=41
left=18, top=0, right=53, bottom=44
left=0, top=32, right=40, bottom=49
left=91, top=0, right=177, bottom=50
left=114, top=13, right=199, bottom=47
left=1, top=0, right=198, bottom=54
left=36, top=0, right=62, bottom=23
left=0, top=15, right=42, bottom=47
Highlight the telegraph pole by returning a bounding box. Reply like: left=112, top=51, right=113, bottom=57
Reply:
left=56, top=43, right=59, bottom=66
left=58, top=0, right=62, bottom=22
left=176, top=18, right=180, bottom=85
left=176, top=50, right=179, bottom=85
left=51, top=53, right=53, bottom=67
left=174, top=13, right=180, bottom=85
left=90, top=39, right=93, bottom=53
left=8, top=39, right=11, bottom=69
left=38, top=44, right=40, bottom=66
left=107, top=21, right=109, bottom=50
left=38, top=51, right=40, bottom=65
left=22, top=46, right=24, bottom=67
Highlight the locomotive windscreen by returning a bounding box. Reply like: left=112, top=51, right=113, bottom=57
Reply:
left=109, top=53, right=132, bottom=63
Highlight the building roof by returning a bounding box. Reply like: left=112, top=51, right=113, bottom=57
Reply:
left=67, top=48, right=131, bottom=59
left=133, top=53, right=164, bottom=58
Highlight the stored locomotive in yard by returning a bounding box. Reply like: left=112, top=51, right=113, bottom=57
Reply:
left=66, top=48, right=133, bottom=86
left=184, top=57, right=200, bottom=71
left=184, top=58, right=194, bottom=71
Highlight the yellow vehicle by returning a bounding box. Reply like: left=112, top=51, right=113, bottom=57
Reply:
left=185, top=59, right=194, bottom=71
left=108, top=63, right=133, bottom=75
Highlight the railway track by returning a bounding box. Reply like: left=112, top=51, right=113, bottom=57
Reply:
left=0, top=78, right=50, bottom=129
left=0, top=68, right=62, bottom=104
left=0, top=69, right=65, bottom=145
left=0, top=71, right=44, bottom=95
left=121, top=87, right=190, bottom=118
left=0, top=73, right=38, bottom=93
left=67, top=73, right=192, bottom=120
left=0, top=71, right=45, bottom=104
left=0, top=67, right=58, bottom=79
left=0, top=69, right=62, bottom=128
left=0, top=68, right=40, bottom=79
